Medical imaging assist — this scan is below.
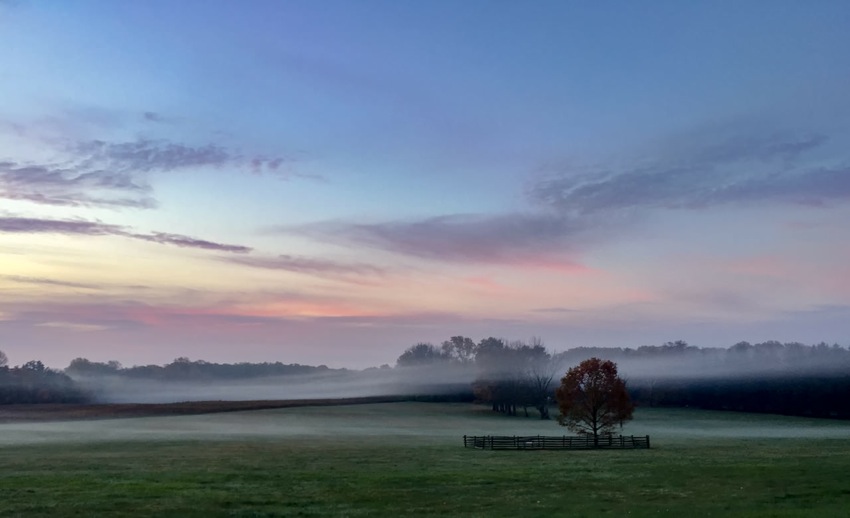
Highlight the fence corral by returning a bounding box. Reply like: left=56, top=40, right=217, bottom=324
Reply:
left=463, top=434, right=650, bottom=450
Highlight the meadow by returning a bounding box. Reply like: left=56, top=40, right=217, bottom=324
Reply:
left=1, top=402, right=850, bottom=517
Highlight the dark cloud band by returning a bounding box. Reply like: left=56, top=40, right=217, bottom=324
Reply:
left=0, top=216, right=252, bottom=253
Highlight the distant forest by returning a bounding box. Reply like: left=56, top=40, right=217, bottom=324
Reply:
left=394, top=338, right=850, bottom=420
left=1, top=339, right=849, bottom=419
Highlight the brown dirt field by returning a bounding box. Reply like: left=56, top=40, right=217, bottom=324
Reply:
left=0, top=395, right=411, bottom=423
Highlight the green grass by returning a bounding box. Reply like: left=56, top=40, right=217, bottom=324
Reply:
left=2, top=404, right=850, bottom=517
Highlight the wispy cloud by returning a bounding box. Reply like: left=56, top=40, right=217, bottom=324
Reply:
left=228, top=254, right=386, bottom=277
left=133, top=232, right=252, bottom=253
left=0, top=160, right=156, bottom=208
left=285, top=129, right=850, bottom=267
left=35, top=321, right=110, bottom=332
left=0, top=216, right=123, bottom=235
left=0, top=216, right=252, bottom=253
left=288, top=213, right=590, bottom=266
left=1, top=118, right=312, bottom=209
left=0, top=275, right=101, bottom=290
left=71, top=139, right=233, bottom=172
left=527, top=133, right=844, bottom=214
left=531, top=307, right=579, bottom=313
left=142, top=111, right=167, bottom=123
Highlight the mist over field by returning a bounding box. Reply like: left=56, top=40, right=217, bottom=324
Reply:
left=2, top=403, right=850, bottom=448
left=72, top=365, right=475, bottom=404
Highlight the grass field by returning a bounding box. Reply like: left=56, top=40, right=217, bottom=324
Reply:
left=2, top=403, right=850, bottom=517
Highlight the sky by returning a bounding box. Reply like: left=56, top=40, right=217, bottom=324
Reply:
left=1, top=0, right=849, bottom=369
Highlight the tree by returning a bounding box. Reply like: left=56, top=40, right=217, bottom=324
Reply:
left=440, top=336, right=477, bottom=364
left=555, top=357, right=634, bottom=446
left=396, top=343, right=446, bottom=367
left=22, top=360, right=46, bottom=373
left=471, top=337, right=556, bottom=418
left=0, top=349, right=7, bottom=368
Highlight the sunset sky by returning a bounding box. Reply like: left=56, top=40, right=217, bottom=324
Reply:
left=2, top=1, right=849, bottom=369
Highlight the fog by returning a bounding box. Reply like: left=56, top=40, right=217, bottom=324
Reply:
left=552, top=348, right=850, bottom=382
left=1, top=404, right=849, bottom=448
left=55, top=341, right=850, bottom=406
left=74, top=365, right=476, bottom=404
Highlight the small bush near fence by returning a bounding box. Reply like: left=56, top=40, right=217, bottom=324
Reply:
left=463, top=435, right=650, bottom=450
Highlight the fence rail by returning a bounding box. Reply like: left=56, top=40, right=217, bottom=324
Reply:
left=463, top=434, right=650, bottom=450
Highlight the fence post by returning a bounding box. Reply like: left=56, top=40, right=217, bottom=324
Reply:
left=463, top=435, right=467, bottom=448
left=646, top=435, right=651, bottom=449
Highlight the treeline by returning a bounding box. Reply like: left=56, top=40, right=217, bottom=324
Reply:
left=66, top=356, right=340, bottom=381
left=3, top=338, right=849, bottom=416
left=0, top=356, right=89, bottom=404
left=395, top=338, right=850, bottom=420
left=629, top=375, right=850, bottom=419
left=552, top=340, right=850, bottom=377
left=396, top=336, right=557, bottom=419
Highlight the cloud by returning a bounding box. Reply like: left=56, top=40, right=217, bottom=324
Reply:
left=0, top=160, right=156, bottom=208
left=0, top=216, right=252, bottom=253
left=133, top=232, right=253, bottom=253
left=531, top=307, right=579, bottom=313
left=282, top=129, right=850, bottom=268
left=35, top=321, right=110, bottom=332
left=0, top=275, right=101, bottom=290
left=1, top=128, right=309, bottom=209
left=527, top=133, right=845, bottom=214
left=0, top=216, right=123, bottom=235
left=72, top=139, right=232, bottom=172
left=142, top=111, right=166, bottom=123
left=229, top=254, right=386, bottom=277
left=288, top=213, right=588, bottom=265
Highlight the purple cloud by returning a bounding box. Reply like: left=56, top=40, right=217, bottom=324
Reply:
left=531, top=307, right=579, bottom=313
left=528, top=133, right=843, bottom=214
left=286, top=212, right=591, bottom=265
left=0, top=275, right=101, bottom=290
left=72, top=139, right=231, bottom=172
left=0, top=160, right=156, bottom=208
left=229, top=254, right=386, bottom=277
left=134, top=232, right=253, bottom=254
left=0, top=216, right=123, bottom=235
left=283, top=130, right=849, bottom=267
left=1, top=121, right=309, bottom=209
left=0, top=216, right=252, bottom=254
left=142, top=111, right=166, bottom=123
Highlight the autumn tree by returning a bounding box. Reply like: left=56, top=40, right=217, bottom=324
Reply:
left=555, top=357, right=634, bottom=446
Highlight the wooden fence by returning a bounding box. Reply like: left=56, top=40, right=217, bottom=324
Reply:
left=463, top=434, right=650, bottom=450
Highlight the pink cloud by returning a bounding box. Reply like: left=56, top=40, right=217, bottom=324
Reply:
left=462, top=276, right=507, bottom=292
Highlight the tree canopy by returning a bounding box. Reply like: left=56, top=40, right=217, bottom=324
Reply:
left=555, top=357, right=634, bottom=445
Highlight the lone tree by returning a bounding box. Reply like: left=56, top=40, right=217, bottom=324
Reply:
left=555, top=357, right=634, bottom=446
